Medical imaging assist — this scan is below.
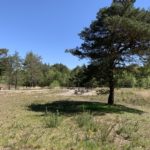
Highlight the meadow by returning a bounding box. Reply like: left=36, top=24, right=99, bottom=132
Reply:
left=0, top=88, right=150, bottom=150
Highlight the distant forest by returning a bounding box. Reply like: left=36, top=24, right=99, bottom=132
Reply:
left=0, top=49, right=150, bottom=89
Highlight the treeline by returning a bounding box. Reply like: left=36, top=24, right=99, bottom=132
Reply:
left=0, top=49, right=71, bottom=89
left=0, top=49, right=150, bottom=89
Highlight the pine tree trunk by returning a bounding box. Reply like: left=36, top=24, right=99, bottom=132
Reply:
left=108, top=80, right=114, bottom=105
left=108, top=69, right=114, bottom=105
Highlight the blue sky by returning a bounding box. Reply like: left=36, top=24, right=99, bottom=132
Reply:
left=0, top=0, right=149, bottom=68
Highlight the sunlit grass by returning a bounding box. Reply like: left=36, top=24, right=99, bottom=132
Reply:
left=0, top=88, right=150, bottom=149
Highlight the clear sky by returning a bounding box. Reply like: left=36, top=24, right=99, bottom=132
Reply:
left=0, top=0, right=149, bottom=68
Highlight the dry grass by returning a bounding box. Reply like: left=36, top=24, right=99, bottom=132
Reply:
left=0, top=88, right=150, bottom=150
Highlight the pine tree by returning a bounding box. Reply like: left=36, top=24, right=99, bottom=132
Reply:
left=67, top=1, right=150, bottom=104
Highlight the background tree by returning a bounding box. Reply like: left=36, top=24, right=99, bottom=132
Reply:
left=48, top=64, right=70, bottom=88
left=0, top=49, right=8, bottom=78
left=5, top=55, right=14, bottom=90
left=39, top=63, right=51, bottom=87
left=11, top=52, right=22, bottom=89
left=67, top=0, right=150, bottom=104
left=4, top=52, right=22, bottom=90
left=69, top=66, right=86, bottom=87
left=69, top=65, right=100, bottom=88
left=116, top=70, right=137, bottom=87
left=24, top=52, right=43, bottom=87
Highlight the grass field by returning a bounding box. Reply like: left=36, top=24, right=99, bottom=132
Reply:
left=0, top=88, right=150, bottom=150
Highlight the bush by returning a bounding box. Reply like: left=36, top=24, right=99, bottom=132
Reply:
left=137, top=77, right=150, bottom=88
left=117, top=72, right=137, bottom=88
left=49, top=80, right=60, bottom=88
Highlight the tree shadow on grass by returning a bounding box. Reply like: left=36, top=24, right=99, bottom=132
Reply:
left=27, top=100, right=144, bottom=116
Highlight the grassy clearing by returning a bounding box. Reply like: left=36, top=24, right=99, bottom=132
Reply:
left=0, top=88, right=150, bottom=150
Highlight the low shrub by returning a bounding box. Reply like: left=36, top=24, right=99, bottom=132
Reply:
left=44, top=111, right=63, bottom=128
